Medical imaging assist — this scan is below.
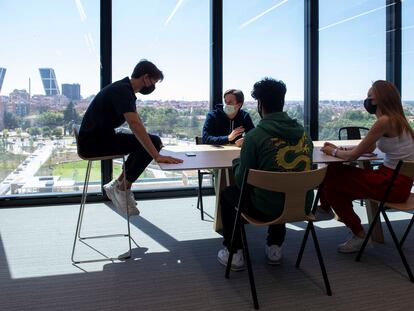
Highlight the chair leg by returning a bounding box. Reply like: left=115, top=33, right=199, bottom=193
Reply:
left=197, top=171, right=204, bottom=220
left=400, top=215, right=414, bottom=248
left=71, top=160, right=92, bottom=263
left=240, top=223, right=259, bottom=309
left=121, top=155, right=132, bottom=260
left=356, top=207, right=382, bottom=262
left=382, top=211, right=414, bottom=282
left=309, top=222, right=332, bottom=296
left=196, top=171, right=201, bottom=210
left=296, top=222, right=311, bottom=268
left=71, top=157, right=132, bottom=264
left=225, top=210, right=240, bottom=279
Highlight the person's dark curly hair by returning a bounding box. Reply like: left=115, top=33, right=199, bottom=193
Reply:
left=251, top=77, right=286, bottom=113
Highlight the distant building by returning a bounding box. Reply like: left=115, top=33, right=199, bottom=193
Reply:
left=0, top=96, right=6, bottom=130
left=39, top=68, right=60, bottom=96
left=62, top=83, right=81, bottom=100
left=14, top=101, right=30, bottom=117
left=9, top=89, right=30, bottom=117
left=0, top=67, right=6, bottom=94
left=9, top=89, right=29, bottom=102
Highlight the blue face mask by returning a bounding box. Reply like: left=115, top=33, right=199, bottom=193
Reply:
left=223, top=104, right=236, bottom=116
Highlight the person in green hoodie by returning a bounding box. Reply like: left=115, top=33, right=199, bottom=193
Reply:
left=217, top=78, right=314, bottom=271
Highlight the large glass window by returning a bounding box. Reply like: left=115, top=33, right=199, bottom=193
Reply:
left=0, top=0, right=100, bottom=198
left=402, top=0, right=414, bottom=127
left=113, top=0, right=209, bottom=190
left=223, top=0, right=304, bottom=126
left=319, top=0, right=386, bottom=140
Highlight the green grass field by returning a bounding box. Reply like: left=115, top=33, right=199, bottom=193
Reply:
left=38, top=160, right=154, bottom=182
left=51, top=161, right=114, bottom=182
left=0, top=153, right=26, bottom=180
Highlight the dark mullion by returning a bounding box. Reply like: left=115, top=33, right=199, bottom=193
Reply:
left=386, top=0, right=402, bottom=93
left=210, top=0, right=223, bottom=111
left=304, top=0, right=319, bottom=140
left=100, top=0, right=113, bottom=187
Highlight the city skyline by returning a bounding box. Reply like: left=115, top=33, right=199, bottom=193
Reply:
left=0, top=0, right=413, bottom=101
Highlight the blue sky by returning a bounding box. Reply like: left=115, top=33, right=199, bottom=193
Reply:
left=0, top=0, right=413, bottom=101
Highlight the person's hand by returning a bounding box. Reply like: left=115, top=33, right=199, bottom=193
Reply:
left=228, top=126, right=245, bottom=141
left=235, top=138, right=244, bottom=147
left=155, top=155, right=183, bottom=164
left=323, top=142, right=338, bottom=149
left=321, top=144, right=335, bottom=156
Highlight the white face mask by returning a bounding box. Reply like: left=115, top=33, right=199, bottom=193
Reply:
left=223, top=104, right=236, bottom=116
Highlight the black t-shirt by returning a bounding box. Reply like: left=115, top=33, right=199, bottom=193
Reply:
left=80, top=77, right=137, bottom=137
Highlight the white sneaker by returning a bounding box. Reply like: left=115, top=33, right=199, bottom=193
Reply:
left=337, top=235, right=367, bottom=253
left=126, top=190, right=140, bottom=216
left=314, top=206, right=335, bottom=221
left=265, top=244, right=283, bottom=265
left=126, top=189, right=138, bottom=207
left=217, top=247, right=245, bottom=271
left=104, top=180, right=137, bottom=207
left=113, top=186, right=140, bottom=216
left=103, top=179, right=118, bottom=202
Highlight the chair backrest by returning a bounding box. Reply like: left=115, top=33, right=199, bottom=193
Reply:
left=397, top=160, right=414, bottom=179
left=241, top=166, right=327, bottom=225
left=195, top=136, right=203, bottom=145
left=72, top=124, right=85, bottom=159
left=376, top=160, right=414, bottom=209
left=338, top=126, right=369, bottom=140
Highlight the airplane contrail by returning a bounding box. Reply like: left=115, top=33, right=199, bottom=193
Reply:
left=240, top=0, right=289, bottom=29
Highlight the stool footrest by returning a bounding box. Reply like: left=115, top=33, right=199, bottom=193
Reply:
left=79, top=233, right=129, bottom=240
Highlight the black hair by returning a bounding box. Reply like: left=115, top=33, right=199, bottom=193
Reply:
left=251, top=77, right=286, bottom=113
left=223, top=89, right=244, bottom=105
left=131, top=59, right=164, bottom=81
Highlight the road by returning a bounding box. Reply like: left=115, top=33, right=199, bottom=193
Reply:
left=0, top=142, right=55, bottom=195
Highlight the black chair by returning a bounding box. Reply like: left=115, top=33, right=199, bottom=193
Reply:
left=338, top=126, right=369, bottom=140
left=195, top=136, right=214, bottom=220
left=225, top=167, right=331, bottom=309
left=356, top=160, right=414, bottom=282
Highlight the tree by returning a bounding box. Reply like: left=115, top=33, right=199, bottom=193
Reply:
left=1, top=129, right=8, bottom=152
left=52, top=127, right=63, bottom=138
left=63, top=102, right=80, bottom=135
left=28, top=127, right=41, bottom=136
left=22, top=119, right=31, bottom=130
left=42, top=126, right=51, bottom=137
left=4, top=112, right=20, bottom=129
left=37, top=111, right=64, bottom=127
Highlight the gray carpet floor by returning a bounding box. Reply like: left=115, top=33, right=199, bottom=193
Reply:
left=0, top=196, right=413, bottom=310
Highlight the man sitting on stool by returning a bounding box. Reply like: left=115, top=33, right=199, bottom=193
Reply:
left=78, top=59, right=182, bottom=216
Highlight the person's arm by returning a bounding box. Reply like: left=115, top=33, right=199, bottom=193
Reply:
left=243, top=113, right=255, bottom=133
left=322, top=116, right=389, bottom=161
left=234, top=113, right=255, bottom=147
left=202, top=113, right=229, bottom=145
left=124, top=112, right=182, bottom=164
left=232, top=135, right=257, bottom=188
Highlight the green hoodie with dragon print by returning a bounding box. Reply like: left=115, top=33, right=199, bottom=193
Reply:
left=232, top=111, right=314, bottom=218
